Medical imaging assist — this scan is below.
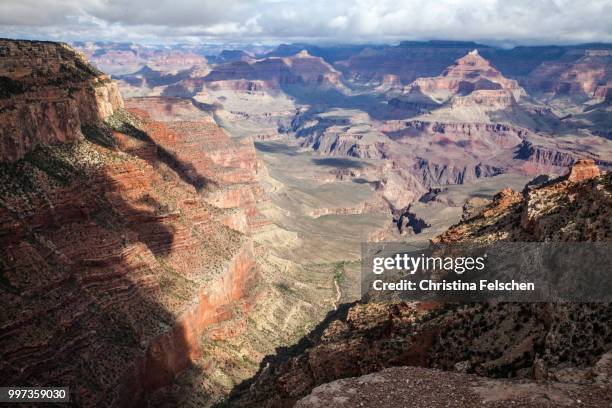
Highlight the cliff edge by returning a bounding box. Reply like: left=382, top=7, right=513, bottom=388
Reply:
left=0, top=39, right=123, bottom=162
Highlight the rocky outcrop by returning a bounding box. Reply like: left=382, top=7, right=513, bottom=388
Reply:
left=412, top=157, right=504, bottom=186
left=449, top=89, right=518, bottom=110
left=393, top=206, right=430, bottom=234
left=306, top=198, right=387, bottom=219
left=461, top=196, right=492, bottom=221
left=408, top=50, right=525, bottom=102
left=567, top=158, right=601, bottom=182
left=435, top=164, right=609, bottom=244
left=394, top=120, right=530, bottom=144
left=0, top=39, right=123, bottom=162
left=290, top=110, right=388, bottom=159
left=514, top=139, right=580, bottom=169
left=296, top=365, right=612, bottom=408
left=232, top=297, right=612, bottom=407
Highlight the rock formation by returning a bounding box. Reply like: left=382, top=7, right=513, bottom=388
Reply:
left=525, top=50, right=612, bottom=100
left=437, top=162, right=609, bottom=243
left=204, top=50, right=343, bottom=89
left=76, top=41, right=209, bottom=75
left=567, top=158, right=601, bottom=182
left=0, top=40, right=265, bottom=407
left=296, top=365, right=612, bottom=407
left=0, top=39, right=123, bottom=162
left=408, top=49, right=525, bottom=102
left=335, top=41, right=495, bottom=84
left=330, top=41, right=612, bottom=97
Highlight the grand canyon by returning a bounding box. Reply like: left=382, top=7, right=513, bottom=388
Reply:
left=0, top=3, right=611, bottom=407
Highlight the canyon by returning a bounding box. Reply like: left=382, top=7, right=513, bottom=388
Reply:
left=231, top=163, right=612, bottom=407
left=0, top=36, right=610, bottom=408
left=0, top=40, right=267, bottom=406
left=0, top=39, right=385, bottom=407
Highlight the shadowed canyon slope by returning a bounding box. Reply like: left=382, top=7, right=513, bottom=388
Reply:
left=0, top=40, right=266, bottom=406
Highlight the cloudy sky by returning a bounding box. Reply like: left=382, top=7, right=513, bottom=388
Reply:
left=1, top=0, right=611, bottom=46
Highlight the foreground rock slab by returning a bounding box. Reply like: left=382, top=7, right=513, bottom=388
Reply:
left=297, top=366, right=612, bottom=408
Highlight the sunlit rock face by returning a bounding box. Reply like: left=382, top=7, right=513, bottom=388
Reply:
left=409, top=50, right=525, bottom=103
left=0, top=39, right=123, bottom=162
left=567, top=158, right=601, bottom=182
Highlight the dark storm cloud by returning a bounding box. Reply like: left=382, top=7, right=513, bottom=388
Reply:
left=0, top=0, right=611, bottom=45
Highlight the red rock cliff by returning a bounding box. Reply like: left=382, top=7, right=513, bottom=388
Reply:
left=0, top=39, right=123, bottom=162
left=0, top=40, right=263, bottom=407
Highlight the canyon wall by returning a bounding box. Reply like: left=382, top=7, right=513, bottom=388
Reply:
left=0, top=39, right=123, bottom=162
left=524, top=50, right=611, bottom=99
left=0, top=40, right=264, bottom=407
left=204, top=50, right=343, bottom=89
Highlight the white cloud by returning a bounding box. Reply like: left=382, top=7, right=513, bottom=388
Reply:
left=0, top=0, right=611, bottom=45
left=329, top=16, right=348, bottom=30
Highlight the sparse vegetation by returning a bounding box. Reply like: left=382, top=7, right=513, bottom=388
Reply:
left=332, top=261, right=346, bottom=284
left=82, top=124, right=117, bottom=149
left=274, top=282, right=293, bottom=294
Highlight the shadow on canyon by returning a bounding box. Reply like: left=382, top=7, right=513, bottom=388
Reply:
left=311, top=157, right=370, bottom=169
left=280, top=84, right=385, bottom=113
left=105, top=120, right=217, bottom=192
left=0, top=128, right=213, bottom=406
left=254, top=141, right=300, bottom=156
left=279, top=83, right=428, bottom=122
left=225, top=301, right=358, bottom=406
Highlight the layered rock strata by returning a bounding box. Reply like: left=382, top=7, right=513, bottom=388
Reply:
left=408, top=50, right=525, bottom=102
left=0, top=40, right=264, bottom=407
left=204, top=50, right=343, bottom=89
left=525, top=50, right=612, bottom=99
left=0, top=39, right=123, bottom=162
